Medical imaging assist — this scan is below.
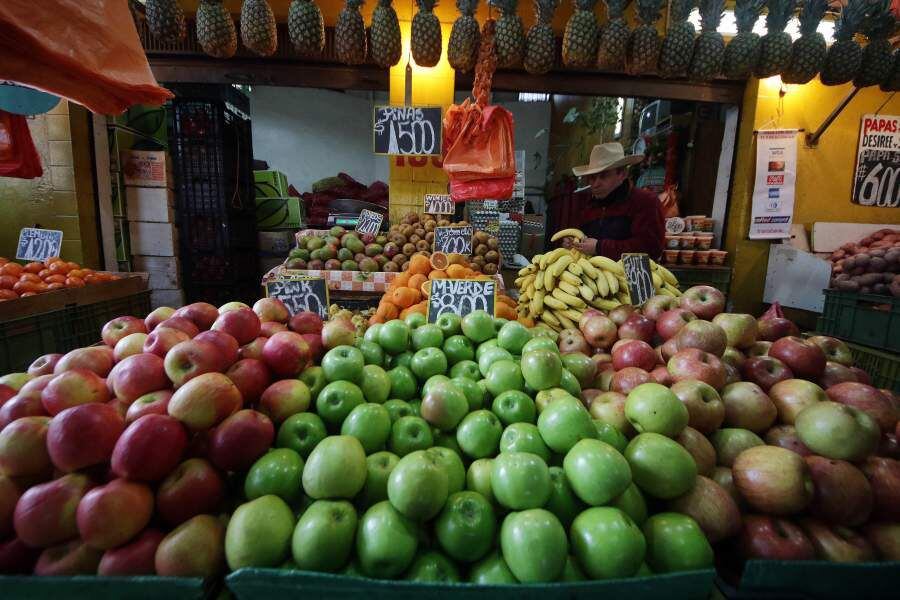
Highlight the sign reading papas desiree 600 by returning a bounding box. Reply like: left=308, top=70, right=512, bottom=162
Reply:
left=853, top=114, right=900, bottom=208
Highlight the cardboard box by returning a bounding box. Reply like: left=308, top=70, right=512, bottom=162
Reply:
left=256, top=196, right=301, bottom=229
left=121, top=150, right=173, bottom=188
left=254, top=170, right=289, bottom=198
left=126, top=187, right=175, bottom=223
left=132, top=255, right=181, bottom=290
left=258, top=230, right=295, bottom=255
left=129, top=221, right=177, bottom=256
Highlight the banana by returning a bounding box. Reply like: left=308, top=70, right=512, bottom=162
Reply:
left=617, top=291, right=632, bottom=304
left=530, top=291, right=544, bottom=315
left=664, top=283, right=682, bottom=296
left=532, top=254, right=543, bottom=266
left=518, top=266, right=535, bottom=276
left=652, top=272, right=663, bottom=289
left=560, top=271, right=582, bottom=286
left=557, top=280, right=580, bottom=296
left=561, top=308, right=583, bottom=322
left=551, top=288, right=586, bottom=308
left=577, top=257, right=599, bottom=279
left=658, top=287, right=676, bottom=297
left=539, top=248, right=567, bottom=270
left=543, top=294, right=568, bottom=310
left=592, top=270, right=609, bottom=297
left=552, top=310, right=576, bottom=330
left=549, top=254, right=574, bottom=277
left=540, top=311, right=560, bottom=328
left=579, top=284, right=595, bottom=301
left=533, top=272, right=543, bottom=291
left=566, top=261, right=583, bottom=276
left=590, top=298, right=621, bottom=311
left=603, top=271, right=619, bottom=295
left=583, top=276, right=598, bottom=295
left=656, top=264, right=678, bottom=287
left=543, top=270, right=556, bottom=291
left=589, top=256, right=624, bottom=275
left=549, top=228, right=585, bottom=242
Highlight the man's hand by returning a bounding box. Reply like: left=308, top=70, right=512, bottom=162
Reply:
left=561, top=237, right=598, bottom=255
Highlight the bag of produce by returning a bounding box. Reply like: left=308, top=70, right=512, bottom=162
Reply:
left=0, top=109, right=42, bottom=179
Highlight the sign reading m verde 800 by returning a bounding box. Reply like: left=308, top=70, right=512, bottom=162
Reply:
left=427, top=279, right=496, bottom=322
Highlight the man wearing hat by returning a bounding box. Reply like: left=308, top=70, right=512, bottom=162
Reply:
left=560, top=143, right=665, bottom=260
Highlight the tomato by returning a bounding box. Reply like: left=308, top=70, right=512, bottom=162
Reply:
left=37, top=269, right=51, bottom=279
left=19, top=273, right=40, bottom=283
left=0, top=289, right=17, bottom=300
left=47, top=282, right=65, bottom=290
left=44, top=256, right=61, bottom=266
left=0, top=263, right=23, bottom=277
left=49, top=261, right=70, bottom=275
left=20, top=291, right=36, bottom=297
left=24, top=262, right=43, bottom=274
left=13, top=281, right=39, bottom=294
left=66, top=276, right=86, bottom=288
left=33, top=282, right=48, bottom=293
left=66, top=261, right=80, bottom=272
left=0, top=257, right=8, bottom=266
left=0, top=276, right=15, bottom=290
left=81, top=268, right=95, bottom=276
left=84, top=274, right=98, bottom=284
left=68, top=269, right=85, bottom=279
left=45, top=274, right=66, bottom=284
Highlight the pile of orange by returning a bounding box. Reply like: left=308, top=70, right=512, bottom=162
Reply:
left=0, top=256, right=120, bottom=301
left=370, top=252, right=520, bottom=324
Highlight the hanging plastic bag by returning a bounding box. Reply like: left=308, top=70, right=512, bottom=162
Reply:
left=0, top=0, right=172, bottom=115
left=658, top=184, right=680, bottom=219
left=0, top=109, right=43, bottom=179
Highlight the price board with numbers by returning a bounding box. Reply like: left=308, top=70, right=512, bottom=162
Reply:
left=853, top=114, right=900, bottom=208
left=433, top=226, right=473, bottom=255
left=373, top=106, right=442, bottom=156
left=16, top=228, right=63, bottom=261
left=427, top=279, right=496, bottom=323
left=424, top=193, right=453, bottom=215
left=622, top=253, right=655, bottom=308
left=355, top=209, right=384, bottom=235
left=265, top=277, right=329, bottom=319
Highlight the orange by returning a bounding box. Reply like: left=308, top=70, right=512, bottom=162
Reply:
left=38, top=269, right=51, bottom=279
left=45, top=274, right=66, bottom=284
left=496, top=303, right=517, bottom=320
left=420, top=280, right=432, bottom=298
left=408, top=254, right=431, bottom=276
left=428, top=269, right=447, bottom=281
left=20, top=291, right=36, bottom=297
left=446, top=264, right=467, bottom=279
left=408, top=274, right=427, bottom=291
left=391, top=271, right=411, bottom=287
left=68, top=269, right=85, bottom=279
left=429, top=252, right=449, bottom=270
left=390, top=286, right=420, bottom=309
left=518, top=316, right=535, bottom=327
left=43, top=256, right=61, bottom=266
left=381, top=302, right=399, bottom=320
left=13, top=280, right=39, bottom=294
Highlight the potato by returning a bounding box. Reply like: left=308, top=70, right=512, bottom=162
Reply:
left=855, top=254, right=871, bottom=268
left=873, top=283, right=888, bottom=296
left=844, top=256, right=857, bottom=270
left=861, top=286, right=873, bottom=293
left=836, top=279, right=860, bottom=291
left=869, top=257, right=888, bottom=272
left=858, top=273, right=882, bottom=286
left=852, top=267, right=866, bottom=276
left=861, top=236, right=875, bottom=246
left=892, top=281, right=900, bottom=297
left=836, top=273, right=851, bottom=281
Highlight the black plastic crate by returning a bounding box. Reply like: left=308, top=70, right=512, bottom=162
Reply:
left=0, top=310, right=72, bottom=373
left=67, top=291, right=152, bottom=350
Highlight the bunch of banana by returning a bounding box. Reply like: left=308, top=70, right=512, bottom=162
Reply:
left=514, top=228, right=681, bottom=331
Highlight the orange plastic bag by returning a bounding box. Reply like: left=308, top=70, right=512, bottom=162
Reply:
left=0, top=110, right=42, bottom=179
left=0, top=0, right=172, bottom=114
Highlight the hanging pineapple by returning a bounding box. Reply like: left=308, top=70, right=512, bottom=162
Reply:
left=492, top=0, right=525, bottom=67
left=627, top=0, right=664, bottom=74
left=658, top=0, right=697, bottom=78
left=196, top=0, right=238, bottom=59
left=754, top=0, right=796, bottom=78
left=371, top=0, right=403, bottom=67
left=820, top=0, right=867, bottom=85
left=854, top=1, right=897, bottom=88
left=412, top=0, right=443, bottom=67
left=526, top=0, right=560, bottom=73
left=563, top=0, right=600, bottom=68
left=335, top=0, right=367, bottom=65
left=146, top=0, right=186, bottom=43
left=241, top=0, right=277, bottom=56
left=288, top=0, right=325, bottom=57
left=781, top=0, right=828, bottom=84
left=688, top=0, right=725, bottom=80
left=597, top=0, right=631, bottom=71
left=449, top=0, right=482, bottom=72
left=722, top=0, right=765, bottom=80
left=881, top=50, right=900, bottom=92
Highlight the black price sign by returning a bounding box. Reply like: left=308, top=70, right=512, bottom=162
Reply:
left=622, top=253, right=655, bottom=308
left=852, top=114, right=900, bottom=207
left=373, top=106, right=442, bottom=156
left=355, top=209, right=384, bottom=236
left=16, top=228, right=63, bottom=261
left=265, top=277, right=329, bottom=319
left=424, top=193, right=453, bottom=215
left=433, top=226, right=473, bottom=255
left=428, top=279, right=496, bottom=323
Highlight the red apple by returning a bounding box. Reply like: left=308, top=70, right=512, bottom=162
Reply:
left=656, top=308, right=697, bottom=341
left=98, top=529, right=165, bottom=575
left=0, top=396, right=48, bottom=431
left=111, top=414, right=188, bottom=482
left=712, top=466, right=742, bottom=507
left=799, top=518, right=876, bottom=562
left=260, top=321, right=288, bottom=338
left=34, top=539, right=103, bottom=575
left=580, top=314, right=618, bottom=351
left=650, top=365, right=673, bottom=386
left=642, top=295, right=677, bottom=320
left=765, top=425, right=813, bottom=456
left=721, top=347, right=746, bottom=370
left=154, top=514, right=225, bottom=577
left=746, top=341, right=772, bottom=357
left=219, top=301, right=250, bottom=313
left=0, top=475, right=19, bottom=538
left=675, top=319, right=727, bottom=357
left=225, top=359, right=270, bottom=404
left=712, top=313, right=758, bottom=350
left=757, top=316, right=801, bottom=342
left=805, top=455, right=873, bottom=526
left=13, top=473, right=92, bottom=548
left=0, top=537, right=40, bottom=574
left=861, top=456, right=900, bottom=521
left=262, top=332, right=312, bottom=378
left=259, top=379, right=312, bottom=424
left=168, top=373, right=242, bottom=431
left=253, top=297, right=290, bottom=324
left=677, top=426, right=717, bottom=476
left=618, top=313, right=656, bottom=343
left=47, top=403, right=124, bottom=472
left=879, top=432, right=900, bottom=459
left=157, top=317, right=200, bottom=339
left=108, top=353, right=168, bottom=404
left=77, top=479, right=154, bottom=550
left=125, top=390, right=173, bottom=423
left=739, top=515, right=815, bottom=560
left=101, top=316, right=147, bottom=347
left=27, top=354, right=62, bottom=377
left=678, top=285, right=726, bottom=320
left=826, top=382, right=898, bottom=433
left=671, top=380, right=725, bottom=434
left=142, top=327, right=191, bottom=358
left=659, top=337, right=680, bottom=362
left=721, top=381, right=777, bottom=433
left=0, top=416, right=51, bottom=476
left=668, top=475, right=742, bottom=543
left=164, top=340, right=224, bottom=388
left=610, top=367, right=652, bottom=395
left=850, top=367, right=873, bottom=386
left=723, top=363, right=741, bottom=386
left=289, top=311, right=324, bottom=335
left=192, top=330, right=239, bottom=371
left=741, top=356, right=794, bottom=392
left=807, top=335, right=853, bottom=367
left=144, top=306, right=176, bottom=333
left=173, top=302, right=219, bottom=331
left=612, top=339, right=658, bottom=372
left=580, top=388, right=602, bottom=409
left=558, top=328, right=590, bottom=354
left=819, top=361, right=859, bottom=389
left=113, top=333, right=149, bottom=362
left=301, top=333, right=324, bottom=362
left=733, top=445, right=813, bottom=515
left=862, top=522, right=900, bottom=561
left=769, top=379, right=827, bottom=424
left=16, top=374, right=53, bottom=401
left=608, top=305, right=636, bottom=326
left=239, top=337, right=268, bottom=360
left=207, top=409, right=274, bottom=472
left=578, top=308, right=602, bottom=331
left=156, top=458, right=224, bottom=526
left=588, top=391, right=632, bottom=434
left=668, top=348, right=727, bottom=390
left=54, top=346, right=114, bottom=377
left=41, top=369, right=110, bottom=416
left=321, top=318, right=356, bottom=350
left=770, top=336, right=827, bottom=380
left=211, top=308, right=261, bottom=346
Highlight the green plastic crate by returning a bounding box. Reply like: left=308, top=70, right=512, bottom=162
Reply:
left=226, top=568, right=716, bottom=600
left=735, top=560, right=900, bottom=600
left=848, top=341, right=900, bottom=393
left=816, top=289, right=900, bottom=353
left=0, top=309, right=73, bottom=373
left=669, top=266, right=732, bottom=295
left=0, top=576, right=209, bottom=600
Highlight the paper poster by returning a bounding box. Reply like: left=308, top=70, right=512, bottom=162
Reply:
left=749, top=129, right=798, bottom=240
left=852, top=114, right=900, bottom=208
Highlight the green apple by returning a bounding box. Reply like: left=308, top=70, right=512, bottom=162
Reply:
left=462, top=310, right=496, bottom=343
left=299, top=366, right=327, bottom=400
left=451, top=376, right=485, bottom=411
left=492, top=452, right=551, bottom=510
left=610, top=483, right=648, bottom=525
left=559, top=368, right=582, bottom=398
left=625, top=383, right=689, bottom=438
left=322, top=345, right=365, bottom=383
left=355, top=339, right=385, bottom=367
left=499, top=509, right=568, bottom=582
left=423, top=374, right=451, bottom=395
left=359, top=450, right=399, bottom=507
left=795, top=400, right=880, bottom=462
left=486, top=360, right=525, bottom=397
left=493, top=317, right=509, bottom=333
left=405, top=550, right=461, bottom=582
left=500, top=423, right=550, bottom=461
left=316, top=381, right=364, bottom=429
left=537, top=396, right=597, bottom=454
left=563, top=438, right=632, bottom=506
left=443, top=335, right=475, bottom=365
left=383, top=399, right=414, bottom=423
left=492, top=390, right=537, bottom=426
left=341, top=403, right=392, bottom=453
left=435, top=491, right=496, bottom=563
left=390, top=351, right=413, bottom=369
left=356, top=500, right=418, bottom=578
left=291, top=499, right=357, bottom=572
left=420, top=381, right=468, bottom=431
left=478, top=346, right=514, bottom=377
left=561, top=556, right=587, bottom=581
left=545, top=466, right=586, bottom=528
left=277, top=412, right=327, bottom=458
left=456, top=410, right=503, bottom=459
left=387, top=450, right=449, bottom=520
left=387, top=366, right=417, bottom=401
left=359, top=364, right=391, bottom=404
left=468, top=551, right=517, bottom=584
left=642, top=512, right=713, bottom=573
left=404, top=312, right=426, bottom=330
left=466, top=458, right=495, bottom=504
left=410, top=347, right=448, bottom=381
left=434, top=431, right=463, bottom=456
left=709, top=428, right=764, bottom=467
left=426, top=446, right=465, bottom=494
left=450, top=360, right=481, bottom=381
left=412, top=324, right=444, bottom=350
left=497, top=321, right=532, bottom=354
left=245, top=448, right=304, bottom=503
left=521, top=350, right=563, bottom=391
left=476, top=338, right=499, bottom=361
left=379, top=320, right=411, bottom=355
left=561, top=353, right=598, bottom=389
left=408, top=399, right=421, bottom=417
left=625, top=433, right=697, bottom=499
left=389, top=415, right=434, bottom=456
left=226, top=495, right=295, bottom=569
left=302, top=435, right=367, bottom=499
left=435, top=313, right=462, bottom=338
left=364, top=323, right=383, bottom=344
left=594, top=420, right=629, bottom=453
left=522, top=336, right=559, bottom=355
left=535, top=388, right=575, bottom=414
left=571, top=507, right=646, bottom=579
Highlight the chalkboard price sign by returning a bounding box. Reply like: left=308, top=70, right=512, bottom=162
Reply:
left=424, top=194, right=453, bottom=215
left=433, top=226, right=473, bottom=255
left=622, top=253, right=655, bottom=308
left=265, top=277, right=330, bottom=319
left=428, top=279, right=496, bottom=323
left=355, top=209, right=384, bottom=236
left=373, top=106, right=442, bottom=156
left=16, top=228, right=63, bottom=261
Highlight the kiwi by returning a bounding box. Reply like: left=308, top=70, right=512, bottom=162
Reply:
left=483, top=263, right=498, bottom=275
left=437, top=219, right=451, bottom=227
left=403, top=243, right=416, bottom=256
left=487, top=237, right=499, bottom=250
left=416, top=240, right=429, bottom=251
left=472, top=256, right=485, bottom=267
left=424, top=221, right=436, bottom=232
left=425, top=232, right=435, bottom=243
left=400, top=260, right=410, bottom=272
left=475, top=244, right=488, bottom=256
left=409, top=234, right=421, bottom=244
left=485, top=250, right=500, bottom=264
left=415, top=228, right=425, bottom=237
left=474, top=231, right=489, bottom=244
left=384, top=261, right=399, bottom=273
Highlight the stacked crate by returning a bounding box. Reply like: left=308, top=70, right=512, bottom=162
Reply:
left=255, top=170, right=301, bottom=274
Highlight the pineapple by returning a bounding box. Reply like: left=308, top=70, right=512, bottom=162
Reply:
left=146, top=0, right=186, bottom=43
left=781, top=0, right=827, bottom=84
left=658, top=0, right=697, bottom=78
left=563, top=0, right=600, bottom=68
left=412, top=0, right=442, bottom=67
left=627, top=0, right=664, bottom=75
left=688, top=0, right=725, bottom=80
left=597, top=0, right=631, bottom=71
left=196, top=0, right=237, bottom=59
left=881, top=50, right=900, bottom=92
left=526, top=0, right=560, bottom=74
left=754, top=0, right=796, bottom=78
left=335, top=0, right=367, bottom=65
left=854, top=2, right=896, bottom=88
left=288, top=0, right=325, bottom=57
left=492, top=0, right=525, bottom=67
left=240, top=0, right=277, bottom=56
left=449, top=0, right=481, bottom=72
left=722, top=0, right=765, bottom=79
left=820, top=0, right=867, bottom=85
left=371, top=0, right=403, bottom=68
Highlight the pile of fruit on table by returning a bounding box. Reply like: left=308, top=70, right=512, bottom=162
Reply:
left=0, top=257, right=121, bottom=301
left=0, top=284, right=897, bottom=586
